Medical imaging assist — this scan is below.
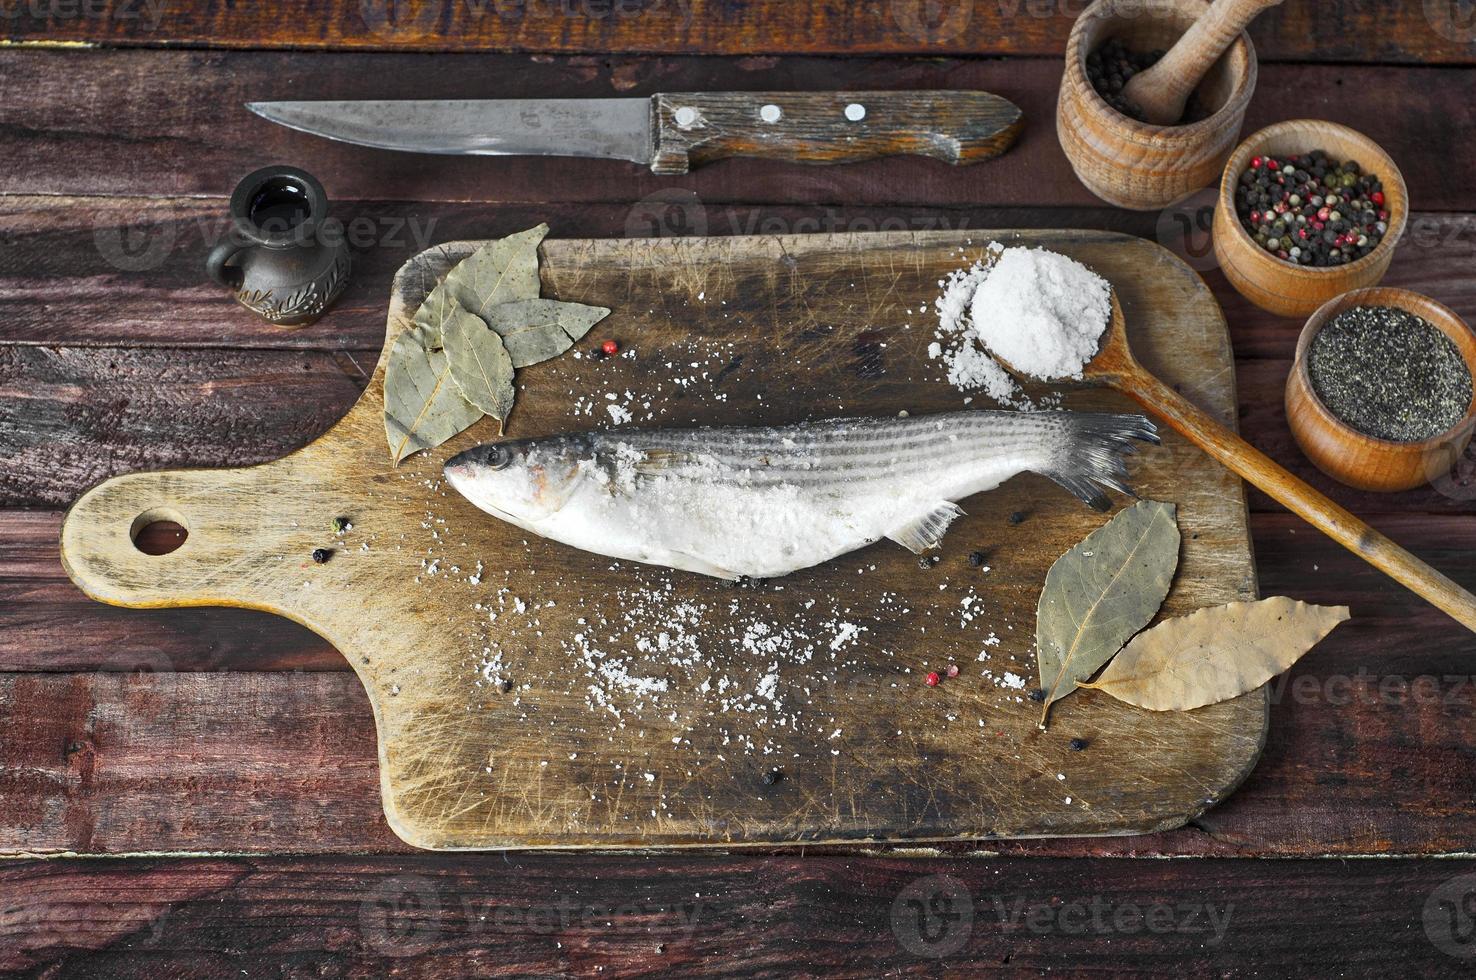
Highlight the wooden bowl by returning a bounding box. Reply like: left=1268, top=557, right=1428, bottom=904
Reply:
left=1214, top=120, right=1409, bottom=318
left=1287, top=288, right=1476, bottom=493
left=1057, top=0, right=1256, bottom=211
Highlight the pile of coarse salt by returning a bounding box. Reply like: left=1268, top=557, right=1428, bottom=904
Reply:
left=970, top=246, right=1111, bottom=381
left=929, top=244, right=1113, bottom=402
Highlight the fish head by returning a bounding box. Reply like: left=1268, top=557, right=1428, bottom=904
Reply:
left=444, top=436, right=590, bottom=530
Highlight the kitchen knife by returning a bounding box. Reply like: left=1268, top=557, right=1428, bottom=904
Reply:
left=247, top=92, right=1022, bottom=175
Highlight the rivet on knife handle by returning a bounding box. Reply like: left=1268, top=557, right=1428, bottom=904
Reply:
left=649, top=91, right=1024, bottom=175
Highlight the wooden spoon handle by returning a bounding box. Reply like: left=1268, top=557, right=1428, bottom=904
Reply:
left=1127, top=0, right=1283, bottom=125
left=1119, top=370, right=1476, bottom=633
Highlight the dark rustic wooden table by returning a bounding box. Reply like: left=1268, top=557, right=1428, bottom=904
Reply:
left=2, top=1, right=1476, bottom=975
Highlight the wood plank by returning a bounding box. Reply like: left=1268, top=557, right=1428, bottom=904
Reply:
left=0, top=672, right=400, bottom=856
left=5, top=338, right=1474, bottom=516
left=4, top=515, right=1475, bottom=857
left=1, top=50, right=1474, bottom=207
left=0, top=855, right=1469, bottom=976
left=5, top=195, right=1474, bottom=362
left=0, top=345, right=367, bottom=508
left=2, top=0, right=1473, bottom=63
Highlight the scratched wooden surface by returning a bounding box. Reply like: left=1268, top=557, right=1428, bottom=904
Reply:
left=58, top=229, right=1259, bottom=849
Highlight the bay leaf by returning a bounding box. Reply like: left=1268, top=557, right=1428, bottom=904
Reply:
left=384, top=324, right=484, bottom=465
left=443, top=300, right=515, bottom=431
left=1081, top=597, right=1350, bottom=711
left=482, top=298, right=611, bottom=368
left=1036, top=499, right=1180, bottom=727
left=412, top=223, right=549, bottom=347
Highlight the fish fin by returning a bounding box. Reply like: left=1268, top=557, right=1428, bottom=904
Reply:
left=633, top=448, right=692, bottom=474
left=886, top=502, right=965, bottom=554
left=1043, top=412, right=1159, bottom=512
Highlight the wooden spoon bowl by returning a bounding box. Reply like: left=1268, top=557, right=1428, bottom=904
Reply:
left=1057, top=0, right=1257, bottom=211
left=1000, top=291, right=1476, bottom=633
left=1213, top=120, right=1409, bottom=318
left=1287, top=288, right=1476, bottom=492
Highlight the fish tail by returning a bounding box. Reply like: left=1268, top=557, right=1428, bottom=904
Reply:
left=1042, top=412, right=1160, bottom=511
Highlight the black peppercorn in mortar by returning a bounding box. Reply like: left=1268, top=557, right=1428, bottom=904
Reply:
left=1234, top=151, right=1390, bottom=266
left=1085, top=39, right=1210, bottom=124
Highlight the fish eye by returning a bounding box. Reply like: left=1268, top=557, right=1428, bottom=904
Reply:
left=485, top=445, right=512, bottom=470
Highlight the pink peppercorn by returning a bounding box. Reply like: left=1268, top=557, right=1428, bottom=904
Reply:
left=925, top=671, right=940, bottom=687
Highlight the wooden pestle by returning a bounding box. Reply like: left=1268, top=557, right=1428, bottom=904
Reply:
left=1122, top=0, right=1284, bottom=126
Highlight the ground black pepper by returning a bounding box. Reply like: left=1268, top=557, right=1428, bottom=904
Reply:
left=1234, top=151, right=1388, bottom=266
left=1308, top=305, right=1472, bottom=442
left=1086, top=39, right=1210, bottom=124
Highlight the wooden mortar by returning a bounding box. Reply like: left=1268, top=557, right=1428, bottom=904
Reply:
left=1287, top=288, right=1476, bottom=493
left=1058, top=0, right=1256, bottom=211
left=1213, top=120, right=1409, bottom=318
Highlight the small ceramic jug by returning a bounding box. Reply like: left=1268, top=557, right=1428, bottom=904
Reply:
left=206, top=165, right=351, bottom=327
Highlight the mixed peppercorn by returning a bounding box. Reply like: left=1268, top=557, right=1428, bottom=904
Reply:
left=1234, top=151, right=1389, bottom=266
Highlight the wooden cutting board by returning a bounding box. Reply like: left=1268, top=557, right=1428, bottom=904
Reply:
left=60, top=229, right=1265, bottom=850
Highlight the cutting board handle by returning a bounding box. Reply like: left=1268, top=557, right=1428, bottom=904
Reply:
left=60, top=464, right=292, bottom=611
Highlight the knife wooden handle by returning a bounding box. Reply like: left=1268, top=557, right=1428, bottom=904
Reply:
left=650, top=91, right=1023, bottom=175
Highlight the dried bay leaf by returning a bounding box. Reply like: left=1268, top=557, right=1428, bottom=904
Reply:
left=384, top=324, right=484, bottom=465
left=482, top=298, right=611, bottom=368
left=412, top=223, right=549, bottom=347
left=1036, top=499, right=1180, bottom=726
left=1081, top=597, right=1349, bottom=711
left=443, top=300, right=515, bottom=431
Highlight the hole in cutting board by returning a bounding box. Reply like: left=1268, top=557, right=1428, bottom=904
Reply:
left=130, top=508, right=188, bottom=556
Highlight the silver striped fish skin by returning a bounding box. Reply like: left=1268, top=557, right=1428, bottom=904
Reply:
left=444, top=409, right=1158, bottom=580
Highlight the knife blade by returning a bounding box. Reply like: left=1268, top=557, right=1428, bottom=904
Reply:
left=247, top=92, right=1022, bottom=175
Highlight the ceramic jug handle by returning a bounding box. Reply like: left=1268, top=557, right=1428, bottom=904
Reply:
left=205, top=241, right=243, bottom=288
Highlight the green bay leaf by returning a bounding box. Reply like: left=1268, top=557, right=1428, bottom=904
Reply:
left=412, top=223, right=549, bottom=347
left=383, top=324, right=484, bottom=465
left=1035, top=499, right=1180, bottom=727
left=482, top=298, right=611, bottom=368
left=443, top=300, right=516, bottom=430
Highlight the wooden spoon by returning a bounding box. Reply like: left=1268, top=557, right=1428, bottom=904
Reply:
left=1122, top=0, right=1284, bottom=126
left=1019, top=295, right=1476, bottom=632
